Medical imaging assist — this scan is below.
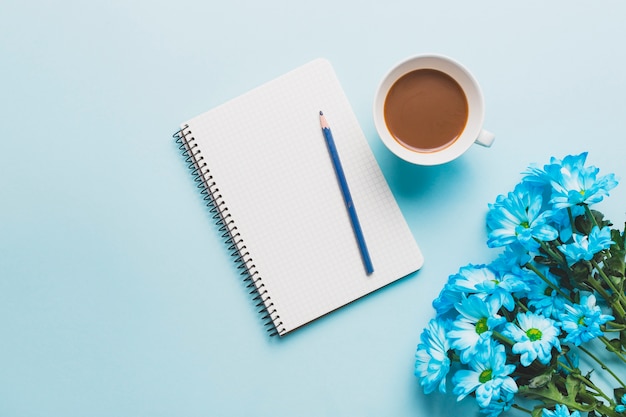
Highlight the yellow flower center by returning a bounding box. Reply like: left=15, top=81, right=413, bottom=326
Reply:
left=479, top=369, right=493, bottom=383
left=475, top=318, right=489, bottom=335
left=526, top=327, right=543, bottom=342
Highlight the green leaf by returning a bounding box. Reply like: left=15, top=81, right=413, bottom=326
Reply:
left=534, top=255, right=556, bottom=266
left=608, top=338, right=622, bottom=352
left=565, top=374, right=583, bottom=400
left=590, top=209, right=611, bottom=228
left=571, top=263, right=593, bottom=289
left=611, top=228, right=625, bottom=251
left=575, top=390, right=600, bottom=412
left=606, top=238, right=625, bottom=278
left=531, top=406, right=544, bottom=417
left=519, top=381, right=565, bottom=403
left=575, top=214, right=592, bottom=235
left=549, top=265, right=568, bottom=280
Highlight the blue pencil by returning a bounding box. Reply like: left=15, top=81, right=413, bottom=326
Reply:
left=319, top=111, right=374, bottom=275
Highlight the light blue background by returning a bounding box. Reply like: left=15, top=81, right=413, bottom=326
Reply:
left=2, top=1, right=626, bottom=416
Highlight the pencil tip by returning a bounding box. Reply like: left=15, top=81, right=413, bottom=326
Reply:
left=319, top=111, right=323, bottom=116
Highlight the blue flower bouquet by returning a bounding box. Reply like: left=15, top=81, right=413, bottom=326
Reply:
left=415, top=153, right=626, bottom=417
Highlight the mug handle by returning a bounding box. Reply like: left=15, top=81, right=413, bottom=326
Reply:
left=475, top=129, right=495, bottom=147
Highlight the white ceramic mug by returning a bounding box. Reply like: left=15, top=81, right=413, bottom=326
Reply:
left=373, top=54, right=494, bottom=166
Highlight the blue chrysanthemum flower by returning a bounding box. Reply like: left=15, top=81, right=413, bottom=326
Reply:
left=548, top=205, right=585, bottom=243
left=448, top=295, right=506, bottom=364
left=522, top=157, right=562, bottom=190
left=491, top=271, right=532, bottom=311
left=452, top=341, right=518, bottom=408
left=452, top=264, right=499, bottom=294
left=415, top=318, right=451, bottom=394
left=502, top=311, right=561, bottom=366
left=432, top=274, right=464, bottom=318
left=557, top=226, right=614, bottom=266
left=487, top=182, right=558, bottom=250
left=525, top=265, right=567, bottom=319
left=451, top=264, right=529, bottom=312
left=542, top=404, right=581, bottom=417
left=559, top=294, right=615, bottom=345
left=433, top=264, right=521, bottom=317
left=490, top=242, right=532, bottom=272
left=541, top=152, right=618, bottom=209
left=479, top=390, right=515, bottom=417
left=556, top=348, right=579, bottom=375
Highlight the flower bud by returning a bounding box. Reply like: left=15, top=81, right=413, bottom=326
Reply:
left=528, top=373, right=552, bottom=389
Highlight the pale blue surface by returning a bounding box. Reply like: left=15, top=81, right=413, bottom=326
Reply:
left=2, top=1, right=626, bottom=416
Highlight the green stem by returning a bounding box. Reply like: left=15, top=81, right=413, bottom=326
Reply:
left=557, top=360, right=575, bottom=373
left=588, top=276, right=612, bottom=302
left=538, top=240, right=568, bottom=267
left=586, top=272, right=626, bottom=321
left=598, top=336, right=626, bottom=366
left=579, top=344, right=626, bottom=387
left=525, top=262, right=573, bottom=302
left=516, top=299, right=530, bottom=313
left=564, top=351, right=576, bottom=369
left=596, top=403, right=622, bottom=417
left=567, top=207, right=575, bottom=232
left=604, top=321, right=626, bottom=331
left=584, top=204, right=599, bottom=228
left=591, top=259, right=626, bottom=315
left=557, top=361, right=613, bottom=402
left=491, top=330, right=515, bottom=347
left=511, top=404, right=532, bottom=415
left=576, top=390, right=620, bottom=417
left=521, top=381, right=618, bottom=417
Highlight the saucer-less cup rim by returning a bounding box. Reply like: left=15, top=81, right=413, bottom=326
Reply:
left=373, top=54, right=488, bottom=166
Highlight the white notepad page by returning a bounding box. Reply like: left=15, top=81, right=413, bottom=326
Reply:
left=181, top=58, right=424, bottom=335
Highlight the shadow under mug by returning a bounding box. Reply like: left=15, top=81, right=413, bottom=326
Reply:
left=373, top=54, right=494, bottom=166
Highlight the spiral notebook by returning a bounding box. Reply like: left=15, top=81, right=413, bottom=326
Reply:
left=174, top=58, right=423, bottom=336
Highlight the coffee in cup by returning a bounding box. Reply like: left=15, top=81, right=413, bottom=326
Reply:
left=373, top=54, right=494, bottom=165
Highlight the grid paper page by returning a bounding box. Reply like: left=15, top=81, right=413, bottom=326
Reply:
left=183, top=58, right=424, bottom=335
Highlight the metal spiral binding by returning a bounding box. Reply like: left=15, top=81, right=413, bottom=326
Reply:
left=174, top=125, right=285, bottom=336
